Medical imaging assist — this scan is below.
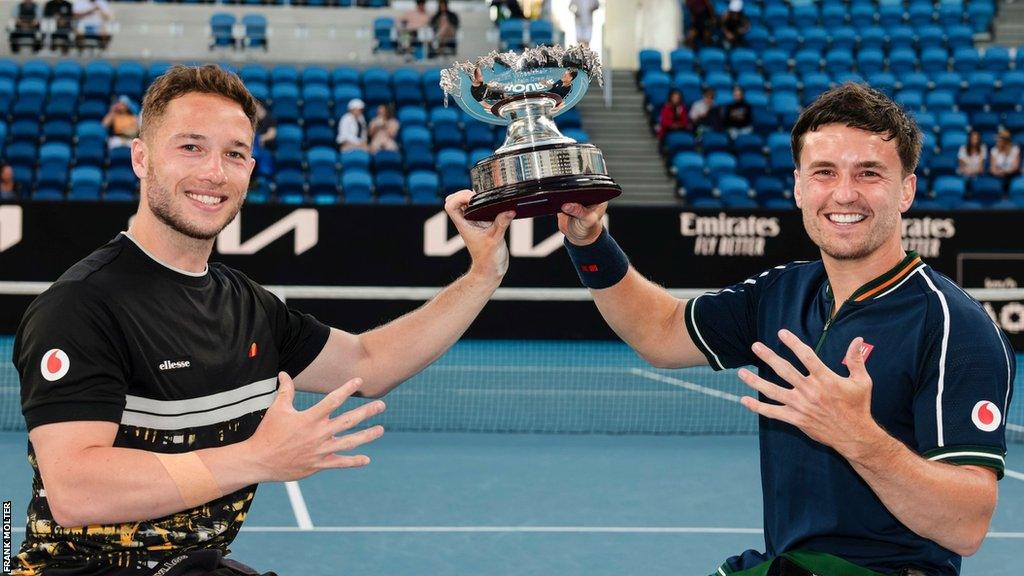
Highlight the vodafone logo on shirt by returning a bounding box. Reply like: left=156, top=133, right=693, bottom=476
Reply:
left=971, top=400, right=1002, bottom=432
left=40, top=349, right=70, bottom=382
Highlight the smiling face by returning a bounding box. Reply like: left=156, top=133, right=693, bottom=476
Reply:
left=794, top=124, right=915, bottom=262
left=132, top=92, right=255, bottom=241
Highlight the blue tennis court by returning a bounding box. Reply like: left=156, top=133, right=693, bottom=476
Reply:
left=2, top=340, right=1022, bottom=575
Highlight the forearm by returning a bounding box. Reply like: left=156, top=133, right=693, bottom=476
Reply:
left=355, top=270, right=501, bottom=396
left=842, top=427, right=996, bottom=556
left=591, top=269, right=701, bottom=368
left=46, top=442, right=261, bottom=527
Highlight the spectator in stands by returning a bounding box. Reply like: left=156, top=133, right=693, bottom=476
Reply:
left=957, top=130, right=987, bottom=179
left=398, top=0, right=430, bottom=56
left=337, top=98, right=369, bottom=152
left=569, top=0, right=599, bottom=46
left=102, top=95, right=139, bottom=149
left=430, top=0, right=459, bottom=57
left=73, top=0, right=112, bottom=51
left=683, top=0, right=716, bottom=49
left=720, top=0, right=749, bottom=48
left=657, top=89, right=691, bottom=141
left=0, top=164, right=20, bottom=200
left=253, top=99, right=276, bottom=181
left=9, top=0, right=42, bottom=53
left=689, top=87, right=719, bottom=130
left=990, top=128, right=1021, bottom=193
left=368, top=104, right=400, bottom=154
left=491, top=0, right=526, bottom=23
left=42, top=0, right=73, bottom=53
left=722, top=86, right=752, bottom=138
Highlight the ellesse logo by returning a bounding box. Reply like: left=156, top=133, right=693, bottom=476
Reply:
left=159, top=359, right=192, bottom=371
left=40, top=349, right=70, bottom=382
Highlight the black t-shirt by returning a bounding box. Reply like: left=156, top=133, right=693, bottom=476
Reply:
left=723, top=100, right=752, bottom=129
left=16, top=1, right=38, bottom=24
left=43, top=0, right=73, bottom=24
left=14, top=233, right=330, bottom=575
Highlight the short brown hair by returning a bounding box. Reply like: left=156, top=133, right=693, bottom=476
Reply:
left=139, top=64, right=257, bottom=140
left=791, top=82, right=922, bottom=176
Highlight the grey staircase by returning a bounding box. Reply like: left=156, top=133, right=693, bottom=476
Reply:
left=578, top=70, right=678, bottom=206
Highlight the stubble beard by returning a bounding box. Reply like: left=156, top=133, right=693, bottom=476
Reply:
left=145, top=169, right=245, bottom=241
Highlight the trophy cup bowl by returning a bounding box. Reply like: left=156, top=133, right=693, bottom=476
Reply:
left=440, top=45, right=622, bottom=221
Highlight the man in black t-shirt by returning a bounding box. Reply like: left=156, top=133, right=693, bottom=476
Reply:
left=10, top=0, right=42, bottom=53
left=722, top=85, right=752, bottom=138
left=42, top=0, right=73, bottom=52
left=14, top=64, right=516, bottom=576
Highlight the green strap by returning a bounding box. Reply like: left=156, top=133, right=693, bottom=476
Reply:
left=714, top=550, right=890, bottom=576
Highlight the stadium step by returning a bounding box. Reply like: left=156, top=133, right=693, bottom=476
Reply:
left=991, top=1, right=1024, bottom=46
left=579, top=71, right=675, bottom=205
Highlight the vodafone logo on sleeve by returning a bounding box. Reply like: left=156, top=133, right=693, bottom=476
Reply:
left=40, top=349, right=70, bottom=382
left=971, top=400, right=1002, bottom=432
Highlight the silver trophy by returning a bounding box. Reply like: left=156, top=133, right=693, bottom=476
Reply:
left=440, top=45, right=621, bottom=221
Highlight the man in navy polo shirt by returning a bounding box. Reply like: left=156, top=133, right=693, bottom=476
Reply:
left=558, top=83, right=1014, bottom=575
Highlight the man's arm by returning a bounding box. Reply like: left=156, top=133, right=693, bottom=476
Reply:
left=556, top=202, right=708, bottom=369
left=739, top=332, right=997, bottom=555
left=30, top=373, right=383, bottom=527
left=293, top=191, right=515, bottom=397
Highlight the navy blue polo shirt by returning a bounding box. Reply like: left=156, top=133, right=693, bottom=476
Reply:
left=684, top=252, right=1014, bottom=576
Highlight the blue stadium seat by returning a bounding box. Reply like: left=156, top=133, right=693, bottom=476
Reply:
left=830, top=26, right=858, bottom=52
left=913, top=110, right=937, bottom=134
left=932, top=175, right=965, bottom=208
left=109, top=146, right=132, bottom=170
left=849, top=2, right=876, bottom=25
left=981, top=46, right=1010, bottom=72
left=938, top=111, right=968, bottom=133
left=74, top=122, right=107, bottom=167
left=341, top=149, right=371, bottom=173
left=529, top=19, right=554, bottom=46
left=642, top=71, right=671, bottom=112
left=705, top=71, right=734, bottom=96
left=679, top=171, right=713, bottom=201
left=370, top=149, right=401, bottom=173
left=1004, top=112, right=1024, bottom=135
left=52, top=59, right=81, bottom=82
left=894, top=90, right=923, bottom=112
left=821, top=2, right=848, bottom=25
left=801, top=27, right=829, bottom=53
left=701, top=130, right=730, bottom=154
left=733, top=132, right=763, bottom=155
left=917, top=25, right=945, bottom=51
left=773, top=27, right=800, bottom=54
left=42, top=120, right=73, bottom=144
left=404, top=145, right=434, bottom=172
left=421, top=68, right=444, bottom=106
left=760, top=49, right=789, bottom=76
left=499, top=19, right=527, bottom=51
left=938, top=2, right=964, bottom=27
left=921, top=47, right=949, bottom=74
left=990, top=88, right=1021, bottom=114
left=939, top=130, right=967, bottom=152
left=856, top=49, right=885, bottom=76
left=736, top=72, right=764, bottom=95
left=301, top=66, right=330, bottom=88
left=638, top=49, right=663, bottom=79
left=737, top=152, right=767, bottom=181
left=114, top=62, right=146, bottom=103
left=69, top=166, right=103, bottom=200
left=274, top=169, right=306, bottom=200
left=44, top=80, right=79, bottom=121
left=970, top=175, right=1003, bottom=204
left=744, top=26, right=771, bottom=52
left=754, top=175, right=788, bottom=205
left=952, top=47, right=980, bottom=73
left=729, top=48, right=758, bottom=74
left=0, top=59, right=17, bottom=83
left=672, top=151, right=703, bottom=178
left=763, top=5, right=790, bottom=31
left=673, top=71, right=703, bottom=104
left=21, top=60, right=51, bottom=82
left=925, top=91, right=956, bottom=113
left=104, top=167, right=137, bottom=200
left=900, top=72, right=930, bottom=94
left=271, top=65, right=299, bottom=87
left=463, top=122, right=492, bottom=151
left=239, top=64, right=268, bottom=86
left=670, top=47, right=695, bottom=75
left=210, top=13, right=237, bottom=50
left=793, top=50, right=821, bottom=74
left=791, top=3, right=819, bottom=26
left=888, top=48, right=918, bottom=76
left=391, top=69, right=422, bottom=108
left=371, top=170, right=403, bottom=201
left=301, top=85, right=332, bottom=125
left=858, top=27, right=887, bottom=52
left=242, top=14, right=269, bottom=51
left=698, top=47, right=727, bottom=72
left=933, top=71, right=963, bottom=94
left=706, top=151, right=737, bottom=179
left=663, top=131, right=695, bottom=158
left=1002, top=70, right=1024, bottom=94
left=340, top=170, right=373, bottom=204
left=971, top=111, right=1000, bottom=134
left=887, top=25, right=916, bottom=53
left=866, top=72, right=896, bottom=96
left=878, top=2, right=905, bottom=27
left=270, top=83, right=300, bottom=123
left=770, top=91, right=801, bottom=126
left=332, top=84, right=363, bottom=113
left=13, top=79, right=47, bottom=120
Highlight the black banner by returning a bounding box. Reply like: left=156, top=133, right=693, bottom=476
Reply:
left=0, top=203, right=1021, bottom=348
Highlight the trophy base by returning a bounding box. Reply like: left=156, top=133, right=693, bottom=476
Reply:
left=464, top=174, right=622, bottom=221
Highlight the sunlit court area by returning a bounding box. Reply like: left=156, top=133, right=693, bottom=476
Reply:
left=1, top=0, right=1023, bottom=575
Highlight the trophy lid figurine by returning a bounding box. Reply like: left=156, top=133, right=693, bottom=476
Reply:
left=440, top=45, right=622, bottom=221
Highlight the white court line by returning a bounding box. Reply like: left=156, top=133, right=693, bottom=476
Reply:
left=1005, top=469, right=1024, bottom=482
left=1008, top=423, right=1024, bottom=433
left=630, top=368, right=743, bottom=403
left=284, top=481, right=314, bottom=530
